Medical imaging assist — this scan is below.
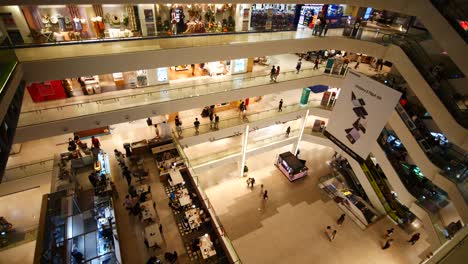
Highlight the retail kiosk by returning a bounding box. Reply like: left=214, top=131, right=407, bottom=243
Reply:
left=275, top=152, right=308, bottom=181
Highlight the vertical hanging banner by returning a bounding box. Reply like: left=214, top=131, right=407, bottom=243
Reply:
left=324, top=71, right=401, bottom=161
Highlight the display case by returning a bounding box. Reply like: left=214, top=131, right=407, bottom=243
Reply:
left=35, top=189, right=121, bottom=264
left=275, top=152, right=308, bottom=181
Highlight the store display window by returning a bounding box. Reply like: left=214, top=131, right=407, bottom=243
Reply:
left=251, top=4, right=296, bottom=31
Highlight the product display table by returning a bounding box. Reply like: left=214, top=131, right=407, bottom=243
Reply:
left=144, top=223, right=163, bottom=247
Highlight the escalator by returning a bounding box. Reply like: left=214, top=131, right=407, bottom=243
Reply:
left=386, top=34, right=468, bottom=128
left=430, top=0, right=468, bottom=43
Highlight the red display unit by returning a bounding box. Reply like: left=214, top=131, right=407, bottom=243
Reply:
left=27, top=80, right=67, bottom=102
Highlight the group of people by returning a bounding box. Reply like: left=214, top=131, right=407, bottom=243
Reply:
left=270, top=65, right=281, bottom=82
left=325, top=214, right=346, bottom=241
left=312, top=18, right=330, bottom=37
left=381, top=230, right=421, bottom=250
left=123, top=185, right=153, bottom=217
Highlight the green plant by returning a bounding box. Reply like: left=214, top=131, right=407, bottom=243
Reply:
left=123, top=15, right=129, bottom=27
left=244, top=165, right=249, bottom=173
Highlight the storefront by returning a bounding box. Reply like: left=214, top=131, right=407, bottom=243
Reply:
left=250, top=4, right=297, bottom=31
left=26, top=67, right=169, bottom=102
left=297, top=4, right=347, bottom=29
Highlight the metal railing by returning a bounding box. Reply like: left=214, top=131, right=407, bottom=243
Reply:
left=2, top=157, right=54, bottom=183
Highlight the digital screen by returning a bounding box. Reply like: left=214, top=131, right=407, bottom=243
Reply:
left=363, top=8, right=373, bottom=20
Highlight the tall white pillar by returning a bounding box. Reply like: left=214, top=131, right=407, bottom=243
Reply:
left=240, top=125, right=250, bottom=177
left=292, top=110, right=309, bottom=155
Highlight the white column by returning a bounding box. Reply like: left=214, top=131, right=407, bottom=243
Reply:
left=292, top=109, right=309, bottom=155
left=240, top=124, right=250, bottom=177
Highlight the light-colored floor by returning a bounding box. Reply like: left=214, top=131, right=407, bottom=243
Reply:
left=201, top=142, right=431, bottom=264
left=0, top=241, right=36, bottom=264
left=0, top=185, right=49, bottom=233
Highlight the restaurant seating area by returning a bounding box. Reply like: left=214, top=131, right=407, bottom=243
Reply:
left=163, top=167, right=229, bottom=263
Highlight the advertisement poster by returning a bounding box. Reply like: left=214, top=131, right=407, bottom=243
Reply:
left=325, top=71, right=401, bottom=160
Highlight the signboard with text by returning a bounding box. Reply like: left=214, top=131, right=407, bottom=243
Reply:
left=325, top=71, right=401, bottom=160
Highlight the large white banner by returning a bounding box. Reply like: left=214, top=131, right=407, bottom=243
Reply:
left=325, top=71, right=401, bottom=160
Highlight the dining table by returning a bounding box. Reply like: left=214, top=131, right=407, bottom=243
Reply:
left=135, top=184, right=149, bottom=195
left=140, top=200, right=157, bottom=222
left=177, top=188, right=192, bottom=206
left=199, top=235, right=216, bottom=259
left=144, top=223, right=163, bottom=247
left=169, top=169, right=184, bottom=186
left=185, top=208, right=202, bottom=229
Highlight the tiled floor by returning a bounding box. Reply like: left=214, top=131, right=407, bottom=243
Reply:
left=201, top=142, right=432, bottom=264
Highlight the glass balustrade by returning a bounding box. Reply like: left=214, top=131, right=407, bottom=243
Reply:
left=430, top=0, right=468, bottom=43
left=372, top=73, right=468, bottom=203
left=378, top=129, right=450, bottom=214
left=18, top=66, right=341, bottom=127
left=179, top=99, right=326, bottom=138
left=2, top=158, right=54, bottom=183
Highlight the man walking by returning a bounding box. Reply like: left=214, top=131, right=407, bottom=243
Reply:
left=250, top=177, right=255, bottom=188
left=214, top=114, right=220, bottom=130
left=123, top=167, right=132, bottom=186
left=270, top=66, right=276, bottom=82
left=382, top=239, right=394, bottom=250
left=209, top=112, right=214, bottom=130
left=175, top=115, right=182, bottom=137
left=296, top=59, right=302, bottom=74
left=278, top=99, right=283, bottom=112
left=408, top=233, right=421, bottom=245
left=286, top=126, right=291, bottom=137
left=385, top=228, right=395, bottom=238
left=263, top=190, right=269, bottom=200
left=274, top=66, right=280, bottom=82
left=337, top=214, right=346, bottom=226
left=194, top=118, right=200, bottom=135
left=313, top=58, right=319, bottom=70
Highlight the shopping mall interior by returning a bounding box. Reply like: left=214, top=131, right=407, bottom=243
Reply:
left=0, top=1, right=467, bottom=264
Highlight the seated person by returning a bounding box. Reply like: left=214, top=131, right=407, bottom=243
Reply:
left=140, top=192, right=149, bottom=202
left=131, top=202, right=142, bottom=215
left=128, top=186, right=138, bottom=197
left=169, top=192, right=176, bottom=200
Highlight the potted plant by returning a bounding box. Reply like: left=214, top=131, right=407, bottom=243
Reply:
left=243, top=165, right=249, bottom=177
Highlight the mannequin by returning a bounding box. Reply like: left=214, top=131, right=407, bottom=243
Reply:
left=170, top=8, right=177, bottom=34
left=73, top=17, right=83, bottom=31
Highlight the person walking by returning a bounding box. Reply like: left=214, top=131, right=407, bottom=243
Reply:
left=250, top=177, right=255, bottom=188
left=274, top=66, right=280, bottom=82
left=154, top=124, right=160, bottom=138
left=263, top=190, right=269, bottom=200
left=337, top=214, right=346, bottom=226
left=385, top=228, right=395, bottom=238
left=123, top=167, right=132, bottom=186
left=408, top=233, right=421, bottom=245
left=146, top=117, right=153, bottom=126
left=296, top=60, right=302, bottom=74
left=325, top=226, right=333, bottom=241
left=214, top=114, right=220, bottom=130
left=175, top=115, right=182, bottom=137
left=323, top=20, right=330, bottom=36
left=278, top=99, right=283, bottom=112
left=159, top=224, right=163, bottom=234
left=239, top=101, right=245, bottom=117
left=354, top=55, right=362, bottom=69
left=260, top=184, right=264, bottom=196
left=330, top=230, right=337, bottom=241
left=270, top=66, right=276, bottom=82
left=246, top=178, right=252, bottom=187
left=382, top=239, right=394, bottom=250
left=194, top=118, right=200, bottom=135
left=209, top=112, right=214, bottom=130
left=313, top=58, right=319, bottom=70
left=286, top=126, right=291, bottom=137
